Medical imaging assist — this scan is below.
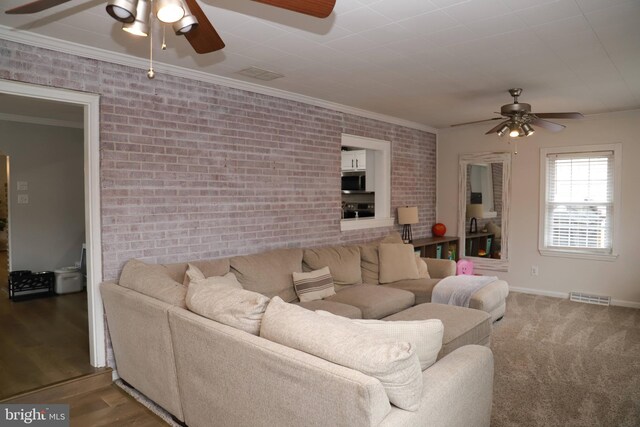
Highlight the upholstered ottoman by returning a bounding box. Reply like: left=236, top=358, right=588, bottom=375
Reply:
left=383, top=303, right=492, bottom=360
left=468, top=279, right=509, bottom=322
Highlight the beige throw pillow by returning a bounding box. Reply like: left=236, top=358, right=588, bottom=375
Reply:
left=317, top=310, right=443, bottom=370
left=185, top=263, right=243, bottom=289
left=487, top=221, right=502, bottom=239
left=186, top=282, right=269, bottom=335
left=261, top=297, right=423, bottom=411
left=378, top=243, right=420, bottom=284
left=415, top=256, right=431, bottom=279
left=292, top=267, right=336, bottom=302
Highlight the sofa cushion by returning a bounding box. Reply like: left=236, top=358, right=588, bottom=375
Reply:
left=416, top=256, right=431, bottom=279
left=186, top=282, right=270, bottom=335
left=317, top=310, right=444, bottom=370
left=261, top=297, right=423, bottom=411
left=161, top=259, right=230, bottom=285
left=378, top=243, right=420, bottom=284
left=293, top=267, right=336, bottom=302
left=383, top=303, right=492, bottom=359
left=303, top=246, right=362, bottom=290
left=359, top=243, right=380, bottom=285
left=295, top=300, right=362, bottom=319
left=185, top=263, right=242, bottom=289
left=119, top=259, right=187, bottom=307
left=383, top=278, right=441, bottom=305
left=230, top=248, right=302, bottom=303
left=325, top=284, right=414, bottom=319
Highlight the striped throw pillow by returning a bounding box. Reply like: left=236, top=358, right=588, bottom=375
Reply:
left=292, top=267, right=336, bottom=302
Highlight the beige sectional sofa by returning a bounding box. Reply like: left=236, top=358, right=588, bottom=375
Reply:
left=101, top=235, right=503, bottom=427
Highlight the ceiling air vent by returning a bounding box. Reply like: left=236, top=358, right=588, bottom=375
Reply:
left=236, top=67, right=284, bottom=81
left=569, top=291, right=611, bottom=306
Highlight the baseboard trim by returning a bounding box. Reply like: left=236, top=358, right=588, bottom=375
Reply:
left=510, top=286, right=640, bottom=309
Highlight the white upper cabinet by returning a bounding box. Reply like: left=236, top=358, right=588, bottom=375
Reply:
left=341, top=150, right=366, bottom=171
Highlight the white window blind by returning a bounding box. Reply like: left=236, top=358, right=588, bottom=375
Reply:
left=544, top=151, right=614, bottom=254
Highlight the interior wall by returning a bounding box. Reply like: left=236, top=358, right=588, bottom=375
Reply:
left=0, top=40, right=437, bottom=281
left=0, top=120, right=85, bottom=271
left=438, top=109, right=640, bottom=306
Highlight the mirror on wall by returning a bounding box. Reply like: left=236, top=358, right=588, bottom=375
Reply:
left=458, top=152, right=511, bottom=271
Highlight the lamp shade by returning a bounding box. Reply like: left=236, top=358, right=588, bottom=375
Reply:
left=466, top=204, right=484, bottom=219
left=398, top=206, right=419, bottom=225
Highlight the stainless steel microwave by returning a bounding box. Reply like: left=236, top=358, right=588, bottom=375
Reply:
left=341, top=172, right=366, bottom=192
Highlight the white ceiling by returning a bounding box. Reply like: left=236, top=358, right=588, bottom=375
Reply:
left=1, top=0, right=639, bottom=129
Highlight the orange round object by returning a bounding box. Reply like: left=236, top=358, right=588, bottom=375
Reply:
left=432, top=223, right=446, bottom=237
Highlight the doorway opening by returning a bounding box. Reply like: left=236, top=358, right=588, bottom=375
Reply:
left=0, top=80, right=104, bottom=399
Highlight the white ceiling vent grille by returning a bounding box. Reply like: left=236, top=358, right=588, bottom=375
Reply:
left=569, top=291, right=611, bottom=306
left=236, top=67, right=284, bottom=81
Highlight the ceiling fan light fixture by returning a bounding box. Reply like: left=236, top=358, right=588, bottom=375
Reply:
left=123, top=0, right=150, bottom=36
left=173, top=5, right=198, bottom=35
left=508, top=122, right=521, bottom=138
left=497, top=124, right=510, bottom=137
left=521, top=122, right=535, bottom=137
left=155, top=0, right=184, bottom=23
left=106, top=0, right=137, bottom=23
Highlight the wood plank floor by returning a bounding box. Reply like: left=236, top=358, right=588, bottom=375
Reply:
left=0, top=290, right=95, bottom=399
left=4, top=377, right=167, bottom=426
left=65, top=384, right=168, bottom=427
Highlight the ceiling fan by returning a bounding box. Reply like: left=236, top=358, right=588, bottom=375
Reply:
left=452, top=88, right=584, bottom=138
left=6, top=0, right=336, bottom=54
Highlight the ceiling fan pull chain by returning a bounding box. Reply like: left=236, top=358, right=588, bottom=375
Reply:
left=147, top=13, right=155, bottom=79
left=162, top=25, right=167, bottom=50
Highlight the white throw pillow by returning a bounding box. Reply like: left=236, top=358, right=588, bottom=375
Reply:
left=292, top=267, right=336, bottom=302
left=260, top=297, right=423, bottom=411
left=185, top=263, right=242, bottom=289
left=186, top=282, right=269, bottom=335
left=415, top=256, right=431, bottom=279
left=378, top=243, right=420, bottom=284
left=317, top=310, right=443, bottom=370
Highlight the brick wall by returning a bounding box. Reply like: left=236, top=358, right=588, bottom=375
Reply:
left=1, top=39, right=436, bottom=280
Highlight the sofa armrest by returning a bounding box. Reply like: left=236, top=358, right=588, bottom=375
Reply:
left=423, top=258, right=456, bottom=279
left=168, top=307, right=392, bottom=427
left=379, top=345, right=494, bottom=427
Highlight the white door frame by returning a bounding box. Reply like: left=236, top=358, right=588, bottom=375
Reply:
left=0, top=79, right=105, bottom=367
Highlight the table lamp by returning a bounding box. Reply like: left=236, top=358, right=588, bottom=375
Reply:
left=398, top=206, right=418, bottom=243
left=466, top=204, right=484, bottom=234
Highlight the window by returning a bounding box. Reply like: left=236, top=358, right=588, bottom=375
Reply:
left=340, top=134, right=392, bottom=231
left=539, top=144, right=621, bottom=260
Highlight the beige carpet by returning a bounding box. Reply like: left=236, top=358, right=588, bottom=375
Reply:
left=491, top=292, right=640, bottom=427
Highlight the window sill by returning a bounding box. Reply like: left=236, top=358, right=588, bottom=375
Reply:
left=539, top=248, right=619, bottom=262
left=340, top=217, right=394, bottom=231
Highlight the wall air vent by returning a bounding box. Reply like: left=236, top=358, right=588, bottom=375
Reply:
left=236, top=67, right=284, bottom=81
left=569, top=291, right=611, bottom=306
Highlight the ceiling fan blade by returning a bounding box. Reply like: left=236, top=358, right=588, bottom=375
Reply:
left=534, top=112, right=584, bottom=119
left=251, top=0, right=336, bottom=18
left=183, top=0, right=225, bottom=54
left=531, top=118, right=565, bottom=132
left=451, top=117, right=503, bottom=127
left=485, top=120, right=510, bottom=135
left=5, top=0, right=71, bottom=14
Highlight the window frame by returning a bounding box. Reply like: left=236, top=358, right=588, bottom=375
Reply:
left=340, top=134, right=393, bottom=231
left=538, top=143, right=622, bottom=261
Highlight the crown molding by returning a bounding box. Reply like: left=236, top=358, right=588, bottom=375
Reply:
left=0, top=112, right=83, bottom=129
left=0, top=26, right=437, bottom=134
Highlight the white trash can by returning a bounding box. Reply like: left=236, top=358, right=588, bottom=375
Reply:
left=54, top=266, right=84, bottom=294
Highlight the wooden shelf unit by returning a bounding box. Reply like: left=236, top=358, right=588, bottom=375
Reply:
left=411, top=236, right=459, bottom=261
left=465, top=232, right=495, bottom=257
